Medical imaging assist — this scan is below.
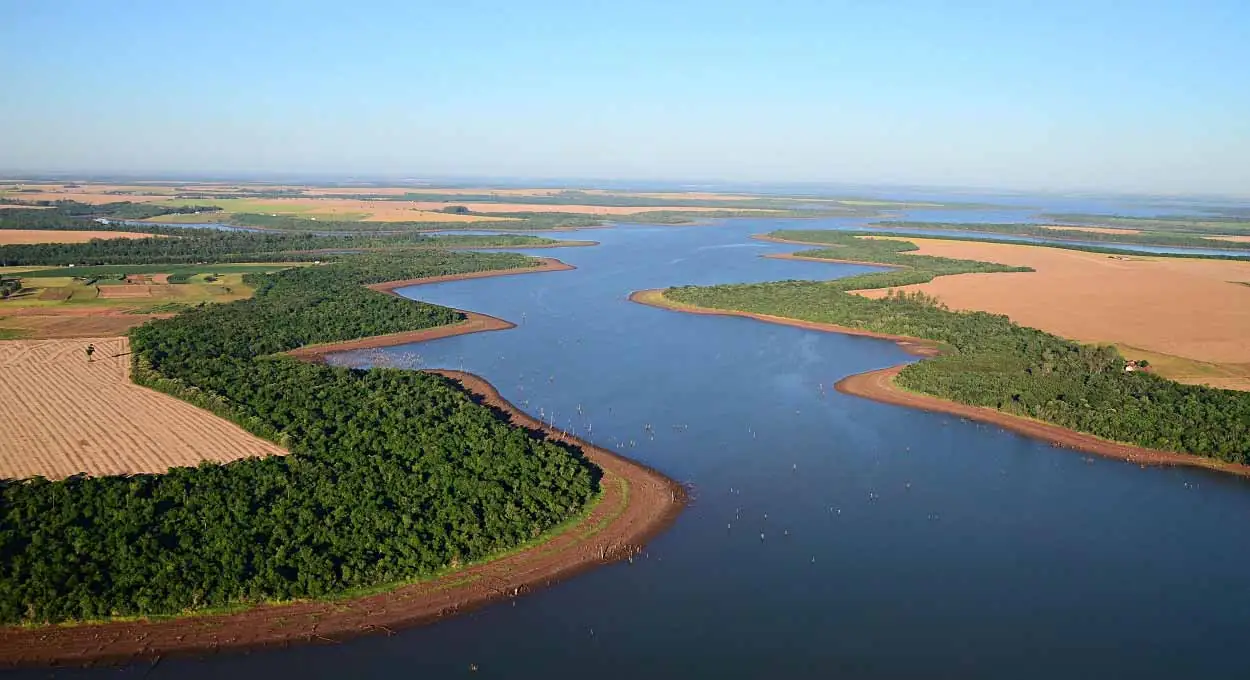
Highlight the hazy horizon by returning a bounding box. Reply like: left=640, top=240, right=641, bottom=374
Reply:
left=3, top=0, right=1248, bottom=197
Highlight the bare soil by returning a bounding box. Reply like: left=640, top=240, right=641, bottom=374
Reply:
left=0, top=337, right=285, bottom=479
left=850, top=238, right=1250, bottom=366
left=0, top=230, right=161, bottom=245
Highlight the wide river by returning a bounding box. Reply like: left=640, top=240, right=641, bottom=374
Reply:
left=32, top=210, right=1250, bottom=678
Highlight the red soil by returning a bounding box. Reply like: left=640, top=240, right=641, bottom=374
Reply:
left=0, top=257, right=686, bottom=668
left=836, top=366, right=1250, bottom=477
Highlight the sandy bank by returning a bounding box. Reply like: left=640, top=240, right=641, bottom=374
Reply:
left=1, top=257, right=687, bottom=668
left=836, top=366, right=1250, bottom=477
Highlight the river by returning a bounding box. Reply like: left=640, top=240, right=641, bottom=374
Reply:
left=25, top=207, right=1250, bottom=679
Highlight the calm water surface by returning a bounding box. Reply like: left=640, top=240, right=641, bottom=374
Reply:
left=29, top=212, right=1250, bottom=679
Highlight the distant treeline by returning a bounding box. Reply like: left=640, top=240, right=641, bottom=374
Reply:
left=311, top=189, right=822, bottom=211
left=1039, top=213, right=1250, bottom=235
left=0, top=250, right=598, bottom=624
left=227, top=211, right=604, bottom=231
left=873, top=221, right=1250, bottom=250
left=666, top=231, right=1250, bottom=461
left=0, top=223, right=565, bottom=267
left=0, top=198, right=220, bottom=221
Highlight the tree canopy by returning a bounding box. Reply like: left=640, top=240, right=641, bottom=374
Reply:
left=0, top=250, right=598, bottom=625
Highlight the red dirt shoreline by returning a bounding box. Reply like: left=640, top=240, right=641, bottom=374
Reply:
left=630, top=288, right=1250, bottom=478
left=0, top=258, right=686, bottom=668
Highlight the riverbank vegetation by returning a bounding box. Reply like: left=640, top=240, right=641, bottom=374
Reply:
left=0, top=250, right=599, bottom=625
left=665, top=232, right=1250, bottom=461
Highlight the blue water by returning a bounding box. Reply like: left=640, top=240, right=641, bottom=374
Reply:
left=33, top=214, right=1250, bottom=679
left=132, top=220, right=258, bottom=232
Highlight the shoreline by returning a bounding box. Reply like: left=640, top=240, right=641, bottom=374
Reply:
left=629, top=288, right=1250, bottom=478
left=285, top=240, right=599, bottom=257
left=1, top=257, right=687, bottom=668
left=628, top=289, right=938, bottom=357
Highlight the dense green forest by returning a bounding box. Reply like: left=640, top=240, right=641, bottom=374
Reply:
left=0, top=250, right=600, bottom=625
left=0, top=223, right=567, bottom=267
left=868, top=221, right=1250, bottom=250
left=666, top=233, right=1250, bottom=460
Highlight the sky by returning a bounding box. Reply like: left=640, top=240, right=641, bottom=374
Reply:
left=2, top=0, right=1248, bottom=195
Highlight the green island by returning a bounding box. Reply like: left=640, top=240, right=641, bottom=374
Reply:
left=663, top=231, right=1250, bottom=460
left=0, top=250, right=601, bottom=625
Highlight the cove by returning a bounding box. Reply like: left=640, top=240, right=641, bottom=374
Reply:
left=33, top=213, right=1250, bottom=679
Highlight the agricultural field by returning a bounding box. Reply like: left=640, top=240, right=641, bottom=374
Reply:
left=0, top=263, right=300, bottom=338
left=0, top=229, right=162, bottom=244
left=0, top=336, right=285, bottom=478
left=851, top=237, right=1250, bottom=389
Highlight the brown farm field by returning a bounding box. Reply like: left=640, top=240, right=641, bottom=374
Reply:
left=852, top=238, right=1250, bottom=389
left=0, top=337, right=285, bottom=479
left=0, top=229, right=160, bottom=245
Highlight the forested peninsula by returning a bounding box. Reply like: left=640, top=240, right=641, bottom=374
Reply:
left=0, top=251, right=609, bottom=626
left=659, top=231, right=1250, bottom=462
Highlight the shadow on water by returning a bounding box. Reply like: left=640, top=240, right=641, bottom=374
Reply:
left=33, top=210, right=1250, bottom=679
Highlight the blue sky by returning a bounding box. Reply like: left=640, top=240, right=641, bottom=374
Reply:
left=2, top=0, right=1248, bottom=194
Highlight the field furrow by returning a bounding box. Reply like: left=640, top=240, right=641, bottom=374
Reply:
left=0, top=337, right=286, bottom=479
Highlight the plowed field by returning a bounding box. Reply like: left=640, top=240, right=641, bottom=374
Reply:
left=0, top=337, right=285, bottom=479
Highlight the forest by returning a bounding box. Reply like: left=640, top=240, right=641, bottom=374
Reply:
left=0, top=224, right=567, bottom=267
left=0, top=250, right=600, bottom=625
left=0, top=199, right=219, bottom=221
left=665, top=233, right=1250, bottom=461
left=870, top=221, right=1250, bottom=250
